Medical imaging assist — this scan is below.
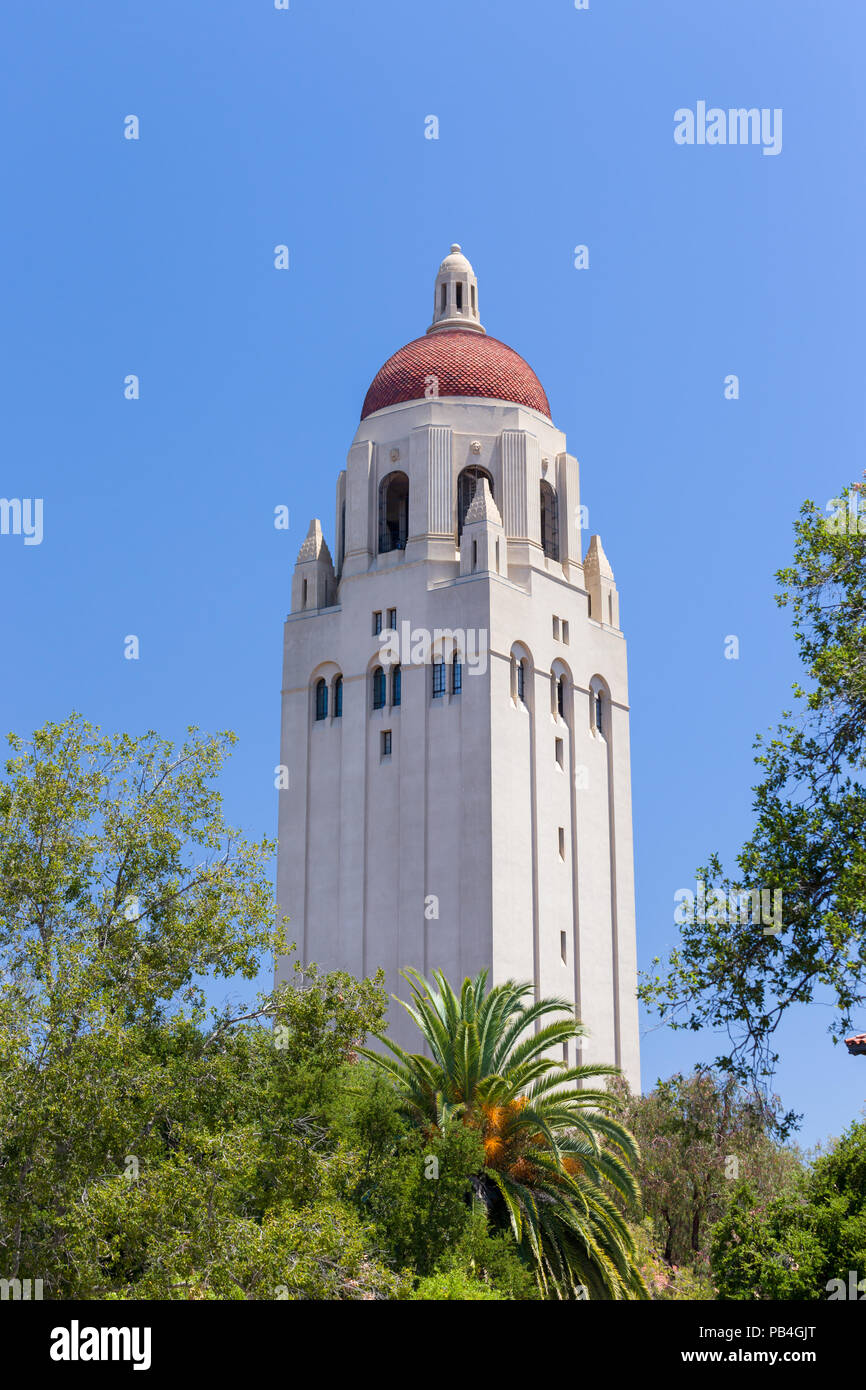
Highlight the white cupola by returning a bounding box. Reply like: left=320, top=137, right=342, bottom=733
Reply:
left=427, top=244, right=485, bottom=335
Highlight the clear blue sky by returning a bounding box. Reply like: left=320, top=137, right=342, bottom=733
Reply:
left=1, top=0, right=863, bottom=1147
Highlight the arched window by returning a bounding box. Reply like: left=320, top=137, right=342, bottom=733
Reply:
left=378, top=471, right=409, bottom=554
left=595, top=689, right=604, bottom=735
left=540, top=481, right=559, bottom=560
left=372, top=666, right=386, bottom=710
left=457, top=466, right=494, bottom=541
left=391, top=665, right=402, bottom=707
left=557, top=675, right=565, bottom=718
left=452, top=653, right=462, bottom=694
left=315, top=678, right=328, bottom=721
left=333, top=675, right=343, bottom=718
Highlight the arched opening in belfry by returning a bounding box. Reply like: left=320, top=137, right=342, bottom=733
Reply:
left=540, top=480, right=559, bottom=560
left=378, top=471, right=409, bottom=554
left=456, top=465, right=494, bottom=541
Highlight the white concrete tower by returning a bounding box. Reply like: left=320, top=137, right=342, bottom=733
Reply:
left=276, top=247, right=640, bottom=1086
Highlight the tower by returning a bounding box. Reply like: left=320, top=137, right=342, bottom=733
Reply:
left=276, top=246, right=640, bottom=1086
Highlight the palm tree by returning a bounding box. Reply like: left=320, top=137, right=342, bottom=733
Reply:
left=361, top=967, right=647, bottom=1300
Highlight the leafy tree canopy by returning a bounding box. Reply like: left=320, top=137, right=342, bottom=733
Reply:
left=640, top=486, right=866, bottom=1132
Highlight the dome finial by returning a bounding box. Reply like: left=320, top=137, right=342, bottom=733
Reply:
left=428, top=244, right=485, bottom=336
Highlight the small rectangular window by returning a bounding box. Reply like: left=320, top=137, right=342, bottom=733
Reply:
left=560, top=931, right=567, bottom=964
left=561, top=620, right=569, bottom=645
left=555, top=737, right=564, bottom=767
left=373, top=611, right=382, bottom=635
left=452, top=659, right=462, bottom=695
left=387, top=607, right=397, bottom=628
left=381, top=730, right=392, bottom=757
left=553, top=616, right=560, bottom=640
left=432, top=662, right=446, bottom=698
left=558, top=826, right=565, bottom=859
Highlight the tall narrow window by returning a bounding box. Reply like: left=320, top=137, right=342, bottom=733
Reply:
left=558, top=826, right=566, bottom=859
left=595, top=690, right=604, bottom=735
left=540, top=480, right=559, bottom=560
left=452, top=655, right=462, bottom=694
left=471, top=284, right=476, bottom=311
left=555, top=737, right=564, bottom=767
left=315, top=678, right=328, bottom=721
left=333, top=675, right=343, bottom=718
left=557, top=676, right=565, bottom=718
left=495, top=539, right=500, bottom=572
left=441, top=283, right=446, bottom=313
left=339, top=499, right=346, bottom=573
left=372, top=666, right=386, bottom=710
left=387, top=607, right=397, bottom=629
left=472, top=539, right=477, bottom=571
left=561, top=619, right=569, bottom=644
left=302, top=579, right=308, bottom=608
left=378, top=471, right=409, bottom=553
left=560, top=931, right=567, bottom=964
left=373, top=610, right=382, bottom=635
left=455, top=281, right=463, bottom=310
left=381, top=730, right=392, bottom=757
left=517, top=660, right=526, bottom=703
left=553, top=616, right=560, bottom=641
left=432, top=661, right=446, bottom=698
left=392, top=665, right=402, bottom=707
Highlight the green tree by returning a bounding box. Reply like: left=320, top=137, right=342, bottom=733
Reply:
left=0, top=714, right=396, bottom=1299
left=612, top=1071, right=802, bottom=1276
left=361, top=967, right=647, bottom=1300
left=640, top=485, right=866, bottom=1131
left=710, top=1119, right=866, bottom=1300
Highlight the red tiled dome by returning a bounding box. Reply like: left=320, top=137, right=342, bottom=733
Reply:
left=361, top=329, right=551, bottom=421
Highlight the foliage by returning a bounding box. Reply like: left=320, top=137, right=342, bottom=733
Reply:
left=0, top=714, right=397, bottom=1299
left=407, top=1268, right=506, bottom=1301
left=629, top=1219, right=716, bottom=1300
left=639, top=486, right=866, bottom=1130
left=361, top=967, right=647, bottom=1300
left=347, top=1115, right=486, bottom=1278
left=710, top=1119, right=866, bottom=1299
left=612, top=1072, right=802, bottom=1274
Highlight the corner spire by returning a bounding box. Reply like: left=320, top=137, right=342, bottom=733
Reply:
left=427, top=244, right=485, bottom=336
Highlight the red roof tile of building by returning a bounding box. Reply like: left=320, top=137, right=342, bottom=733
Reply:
left=361, top=329, right=551, bottom=421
